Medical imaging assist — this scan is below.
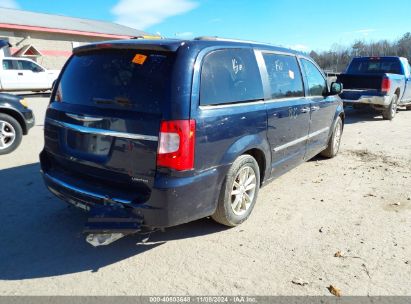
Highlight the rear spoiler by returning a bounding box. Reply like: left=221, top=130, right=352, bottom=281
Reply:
left=74, top=40, right=181, bottom=54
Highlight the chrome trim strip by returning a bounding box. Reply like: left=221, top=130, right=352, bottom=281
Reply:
left=46, top=118, right=158, bottom=141
left=66, top=113, right=104, bottom=122
left=199, top=97, right=311, bottom=109
left=273, top=127, right=329, bottom=152
left=44, top=173, right=132, bottom=204
left=199, top=100, right=265, bottom=110
left=308, top=127, right=330, bottom=139
left=273, top=135, right=307, bottom=153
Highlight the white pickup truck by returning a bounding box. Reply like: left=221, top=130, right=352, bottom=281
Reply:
left=0, top=57, right=60, bottom=92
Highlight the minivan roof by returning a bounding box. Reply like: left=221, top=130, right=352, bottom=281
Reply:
left=74, top=38, right=305, bottom=57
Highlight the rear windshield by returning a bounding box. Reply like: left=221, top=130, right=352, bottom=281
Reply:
left=57, top=49, right=175, bottom=113
left=347, top=58, right=402, bottom=75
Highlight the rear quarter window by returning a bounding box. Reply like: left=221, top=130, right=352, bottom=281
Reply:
left=200, top=49, right=264, bottom=106
left=57, top=49, right=175, bottom=113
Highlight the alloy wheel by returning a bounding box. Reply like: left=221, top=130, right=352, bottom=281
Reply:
left=0, top=120, right=16, bottom=150
left=230, top=166, right=257, bottom=216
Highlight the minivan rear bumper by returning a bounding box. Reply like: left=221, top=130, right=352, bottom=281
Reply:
left=41, top=154, right=227, bottom=228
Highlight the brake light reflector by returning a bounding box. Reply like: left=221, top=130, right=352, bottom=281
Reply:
left=382, top=77, right=391, bottom=93
left=157, top=120, right=196, bottom=171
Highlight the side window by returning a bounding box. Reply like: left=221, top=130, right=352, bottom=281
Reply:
left=262, top=53, right=304, bottom=99
left=2, top=59, right=15, bottom=70
left=17, top=60, right=43, bottom=72
left=200, top=49, right=264, bottom=106
left=301, top=59, right=327, bottom=96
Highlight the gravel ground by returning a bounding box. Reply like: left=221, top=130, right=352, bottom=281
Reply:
left=0, top=96, right=410, bottom=296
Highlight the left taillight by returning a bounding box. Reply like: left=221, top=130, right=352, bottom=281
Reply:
left=157, top=120, right=196, bottom=171
left=381, top=77, right=391, bottom=94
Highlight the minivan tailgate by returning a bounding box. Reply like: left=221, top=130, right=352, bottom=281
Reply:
left=43, top=48, right=175, bottom=199
left=44, top=103, right=160, bottom=190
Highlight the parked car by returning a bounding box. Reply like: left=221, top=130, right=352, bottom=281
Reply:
left=0, top=93, right=35, bottom=154
left=0, top=57, right=60, bottom=92
left=337, top=56, right=411, bottom=120
left=40, top=38, right=344, bottom=233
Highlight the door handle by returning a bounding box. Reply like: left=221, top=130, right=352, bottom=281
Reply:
left=311, top=106, right=320, bottom=112
left=18, top=72, right=23, bottom=76
left=300, top=107, right=311, bottom=113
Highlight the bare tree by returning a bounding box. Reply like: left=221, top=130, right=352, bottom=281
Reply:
left=311, top=33, right=411, bottom=72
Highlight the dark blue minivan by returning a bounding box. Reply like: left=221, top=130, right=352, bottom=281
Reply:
left=40, top=37, right=344, bottom=230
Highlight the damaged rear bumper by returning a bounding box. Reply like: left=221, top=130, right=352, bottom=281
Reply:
left=41, top=164, right=225, bottom=229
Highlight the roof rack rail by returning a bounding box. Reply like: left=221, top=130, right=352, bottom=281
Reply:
left=194, top=36, right=265, bottom=44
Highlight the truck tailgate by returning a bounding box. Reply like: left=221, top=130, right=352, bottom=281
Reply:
left=337, top=74, right=384, bottom=90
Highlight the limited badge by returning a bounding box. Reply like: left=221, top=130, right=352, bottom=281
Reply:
left=132, top=54, right=148, bottom=65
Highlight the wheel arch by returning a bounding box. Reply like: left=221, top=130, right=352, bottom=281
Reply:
left=220, top=134, right=271, bottom=186
left=394, top=88, right=401, bottom=98
left=243, top=148, right=267, bottom=186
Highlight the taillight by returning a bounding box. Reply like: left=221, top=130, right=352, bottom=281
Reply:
left=157, top=120, right=196, bottom=171
left=382, top=77, right=391, bottom=93
left=55, top=83, right=62, bottom=102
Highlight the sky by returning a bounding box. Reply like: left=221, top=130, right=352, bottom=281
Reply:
left=1, top=0, right=411, bottom=52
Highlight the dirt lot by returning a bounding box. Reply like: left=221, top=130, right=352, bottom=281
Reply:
left=0, top=96, right=410, bottom=296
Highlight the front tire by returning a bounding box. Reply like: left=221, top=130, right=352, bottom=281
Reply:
left=212, top=155, right=260, bottom=227
left=382, top=95, right=398, bottom=120
left=0, top=113, right=23, bottom=155
left=320, top=116, right=343, bottom=158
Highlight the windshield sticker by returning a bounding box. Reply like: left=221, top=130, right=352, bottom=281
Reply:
left=289, top=70, right=295, bottom=79
left=132, top=54, right=148, bottom=65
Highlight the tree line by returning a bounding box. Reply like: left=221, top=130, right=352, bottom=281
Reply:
left=309, top=32, right=411, bottom=73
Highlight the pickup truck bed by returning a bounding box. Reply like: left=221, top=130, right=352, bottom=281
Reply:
left=337, top=57, right=411, bottom=120
left=338, top=74, right=385, bottom=90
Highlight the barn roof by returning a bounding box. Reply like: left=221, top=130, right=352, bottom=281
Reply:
left=0, top=7, right=151, bottom=39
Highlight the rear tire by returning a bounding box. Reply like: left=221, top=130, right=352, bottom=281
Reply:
left=320, top=116, right=343, bottom=158
left=0, top=113, right=23, bottom=155
left=406, top=105, right=411, bottom=111
left=212, top=155, right=260, bottom=227
left=382, top=95, right=398, bottom=120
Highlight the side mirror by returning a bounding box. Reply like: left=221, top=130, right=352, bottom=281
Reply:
left=329, top=82, right=343, bottom=95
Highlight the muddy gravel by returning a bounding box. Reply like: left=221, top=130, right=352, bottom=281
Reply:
left=0, top=97, right=410, bottom=295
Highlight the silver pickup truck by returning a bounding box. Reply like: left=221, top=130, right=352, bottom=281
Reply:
left=337, top=56, right=411, bottom=120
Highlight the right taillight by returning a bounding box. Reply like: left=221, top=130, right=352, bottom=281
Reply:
left=157, top=120, right=196, bottom=171
left=381, top=77, right=391, bottom=94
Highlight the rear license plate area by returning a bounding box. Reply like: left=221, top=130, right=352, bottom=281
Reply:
left=66, top=130, right=112, bottom=156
